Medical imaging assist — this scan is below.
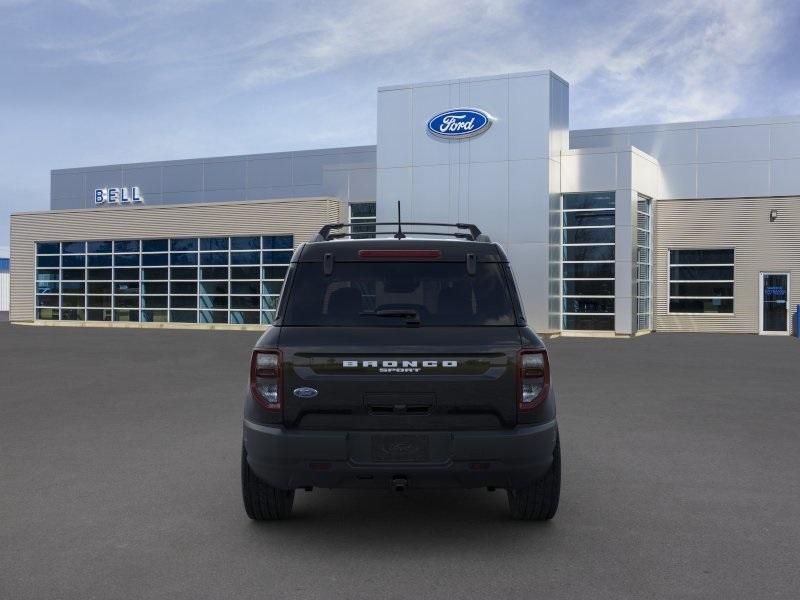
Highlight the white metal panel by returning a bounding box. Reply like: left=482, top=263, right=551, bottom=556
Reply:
left=771, top=123, right=800, bottom=159
left=771, top=159, right=800, bottom=196
left=697, top=161, right=770, bottom=198
left=376, top=167, right=412, bottom=222
left=570, top=133, right=627, bottom=150
left=465, top=77, right=509, bottom=164
left=508, top=159, right=550, bottom=244
left=561, top=152, right=617, bottom=193
left=573, top=116, right=800, bottom=199
left=467, top=161, right=509, bottom=243
left=51, top=171, right=85, bottom=200
left=631, top=152, right=660, bottom=198
left=411, top=164, right=451, bottom=222
left=659, top=163, right=697, bottom=199
left=696, top=125, right=771, bottom=163
left=549, top=76, right=570, bottom=158
left=629, top=129, right=696, bottom=165
left=410, top=84, right=453, bottom=167
left=376, top=88, right=413, bottom=169
left=614, top=295, right=634, bottom=335
left=508, top=74, right=550, bottom=160
left=505, top=241, right=551, bottom=332
left=0, top=271, right=9, bottom=312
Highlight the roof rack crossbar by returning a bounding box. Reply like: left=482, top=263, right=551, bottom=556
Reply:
left=313, top=221, right=487, bottom=242
left=327, top=230, right=473, bottom=240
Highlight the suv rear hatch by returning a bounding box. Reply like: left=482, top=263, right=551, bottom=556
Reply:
left=276, top=247, right=524, bottom=430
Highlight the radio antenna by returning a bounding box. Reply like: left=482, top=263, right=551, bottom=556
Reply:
left=395, top=200, right=405, bottom=239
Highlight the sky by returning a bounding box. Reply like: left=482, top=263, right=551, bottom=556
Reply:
left=1, top=0, right=799, bottom=248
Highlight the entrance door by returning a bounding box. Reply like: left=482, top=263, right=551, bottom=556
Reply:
left=759, top=273, right=790, bottom=335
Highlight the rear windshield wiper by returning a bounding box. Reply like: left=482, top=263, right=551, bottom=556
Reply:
left=359, top=309, right=421, bottom=326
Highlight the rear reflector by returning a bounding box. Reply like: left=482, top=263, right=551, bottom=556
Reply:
left=358, top=249, right=442, bottom=259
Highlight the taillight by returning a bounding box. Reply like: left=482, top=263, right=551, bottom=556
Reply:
left=250, top=349, right=282, bottom=411
left=518, top=349, right=550, bottom=411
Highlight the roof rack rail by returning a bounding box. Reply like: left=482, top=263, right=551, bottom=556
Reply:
left=312, top=222, right=491, bottom=242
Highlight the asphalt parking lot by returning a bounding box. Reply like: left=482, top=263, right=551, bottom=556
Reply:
left=1, top=323, right=799, bottom=599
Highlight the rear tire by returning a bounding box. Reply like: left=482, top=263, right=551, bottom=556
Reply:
left=241, top=446, right=295, bottom=520
left=507, top=433, right=561, bottom=521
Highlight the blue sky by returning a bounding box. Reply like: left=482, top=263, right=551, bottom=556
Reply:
left=1, top=0, right=799, bottom=248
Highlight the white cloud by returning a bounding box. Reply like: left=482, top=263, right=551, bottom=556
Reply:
left=14, top=0, right=789, bottom=126
left=570, top=0, right=783, bottom=124
left=235, top=0, right=526, bottom=88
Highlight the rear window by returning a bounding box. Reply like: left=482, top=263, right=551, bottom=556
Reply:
left=283, top=262, right=517, bottom=326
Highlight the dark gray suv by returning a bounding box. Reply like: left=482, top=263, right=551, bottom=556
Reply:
left=241, top=222, right=560, bottom=520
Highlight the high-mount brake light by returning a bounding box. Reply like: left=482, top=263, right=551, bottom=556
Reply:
left=358, top=250, right=442, bottom=259
left=518, top=349, right=550, bottom=411
left=250, top=349, right=282, bottom=411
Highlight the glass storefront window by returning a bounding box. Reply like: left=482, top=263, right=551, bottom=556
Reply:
left=668, top=248, right=734, bottom=314
left=88, top=255, right=113, bottom=267
left=349, top=202, right=377, bottom=239
left=170, top=253, right=198, bottom=266
left=200, top=237, right=229, bottom=251
left=262, top=235, right=293, bottom=249
left=231, top=251, right=260, bottom=265
left=62, top=255, right=85, bottom=267
left=36, top=242, right=59, bottom=254
left=636, top=197, right=652, bottom=330
left=170, top=238, right=198, bottom=251
left=37, top=255, right=59, bottom=268
left=201, top=252, right=227, bottom=265
left=231, top=236, right=260, bottom=250
left=33, top=234, right=293, bottom=326
left=142, top=239, right=168, bottom=252
left=62, top=241, right=86, bottom=254
left=88, top=241, right=112, bottom=253
left=562, top=192, right=615, bottom=331
left=113, top=240, right=139, bottom=253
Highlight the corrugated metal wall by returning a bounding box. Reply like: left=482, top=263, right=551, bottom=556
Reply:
left=10, top=197, right=345, bottom=322
left=655, top=196, right=800, bottom=333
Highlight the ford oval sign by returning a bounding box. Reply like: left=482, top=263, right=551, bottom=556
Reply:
left=293, top=387, right=318, bottom=399
left=427, top=108, right=493, bottom=139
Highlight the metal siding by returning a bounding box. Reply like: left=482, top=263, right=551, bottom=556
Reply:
left=10, top=198, right=344, bottom=322
left=654, top=197, right=800, bottom=333
left=51, top=146, right=376, bottom=210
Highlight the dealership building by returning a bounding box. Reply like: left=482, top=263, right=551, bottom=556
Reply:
left=9, top=69, right=800, bottom=335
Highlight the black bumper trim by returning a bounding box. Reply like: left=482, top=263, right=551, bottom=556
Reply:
left=243, top=419, right=558, bottom=490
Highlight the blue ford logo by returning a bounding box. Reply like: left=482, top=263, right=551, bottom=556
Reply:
left=427, top=108, right=493, bottom=139
left=293, top=387, right=318, bottom=399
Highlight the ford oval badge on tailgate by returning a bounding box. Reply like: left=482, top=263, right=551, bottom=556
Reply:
left=293, top=387, right=318, bottom=399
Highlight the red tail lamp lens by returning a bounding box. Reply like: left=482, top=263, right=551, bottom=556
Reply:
left=518, top=349, right=550, bottom=411
left=250, top=349, right=282, bottom=410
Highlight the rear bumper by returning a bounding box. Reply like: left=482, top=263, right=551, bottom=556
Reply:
left=243, top=419, right=558, bottom=490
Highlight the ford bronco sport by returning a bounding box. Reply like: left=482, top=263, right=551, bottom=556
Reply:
left=241, top=221, right=560, bottom=520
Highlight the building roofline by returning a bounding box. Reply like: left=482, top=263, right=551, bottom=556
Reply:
left=51, top=145, right=377, bottom=175
left=572, top=114, right=800, bottom=137
left=378, top=69, right=568, bottom=92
